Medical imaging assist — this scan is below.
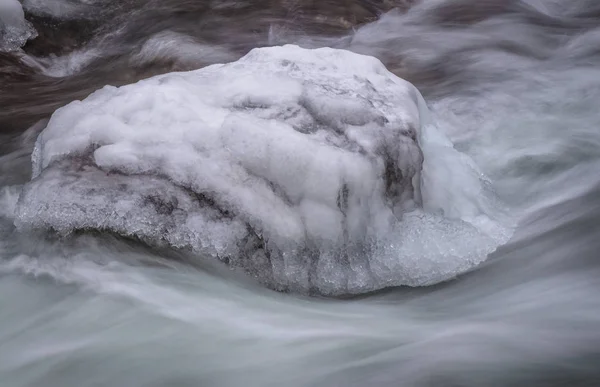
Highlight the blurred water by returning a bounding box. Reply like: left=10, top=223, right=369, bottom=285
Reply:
left=1, top=0, right=600, bottom=386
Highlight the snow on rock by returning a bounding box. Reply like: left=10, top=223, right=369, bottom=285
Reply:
left=14, top=45, right=509, bottom=295
left=0, top=0, right=37, bottom=51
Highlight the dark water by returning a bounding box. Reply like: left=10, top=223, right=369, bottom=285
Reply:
left=1, top=0, right=600, bottom=386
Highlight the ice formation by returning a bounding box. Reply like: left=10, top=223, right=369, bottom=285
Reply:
left=0, top=0, right=37, bottom=51
left=14, top=45, right=510, bottom=295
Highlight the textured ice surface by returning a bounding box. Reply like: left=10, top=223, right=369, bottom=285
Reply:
left=15, top=45, right=510, bottom=295
left=0, top=0, right=37, bottom=51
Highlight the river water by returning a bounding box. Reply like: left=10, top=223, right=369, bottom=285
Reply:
left=1, top=1, right=600, bottom=386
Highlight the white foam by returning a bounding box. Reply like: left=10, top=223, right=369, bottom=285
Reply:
left=36, top=47, right=103, bottom=78
left=16, top=45, right=511, bottom=295
left=131, top=31, right=236, bottom=69
left=0, top=0, right=37, bottom=51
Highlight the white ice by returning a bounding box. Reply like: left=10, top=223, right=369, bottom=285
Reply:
left=15, top=45, right=511, bottom=295
left=0, top=0, right=36, bottom=51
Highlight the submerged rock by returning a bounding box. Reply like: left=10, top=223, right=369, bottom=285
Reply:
left=15, top=45, right=508, bottom=295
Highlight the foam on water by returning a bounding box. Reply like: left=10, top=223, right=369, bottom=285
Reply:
left=35, top=47, right=103, bottom=78
left=15, top=45, right=510, bottom=295
left=131, top=30, right=236, bottom=69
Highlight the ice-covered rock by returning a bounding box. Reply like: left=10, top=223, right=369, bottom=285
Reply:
left=0, top=0, right=37, bottom=51
left=15, top=45, right=510, bottom=295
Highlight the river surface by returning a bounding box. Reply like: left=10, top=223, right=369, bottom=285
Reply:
left=1, top=1, right=600, bottom=386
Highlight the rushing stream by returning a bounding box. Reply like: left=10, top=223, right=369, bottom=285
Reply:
left=1, top=0, right=600, bottom=386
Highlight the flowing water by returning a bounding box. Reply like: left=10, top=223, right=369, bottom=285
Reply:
left=1, top=0, right=600, bottom=386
